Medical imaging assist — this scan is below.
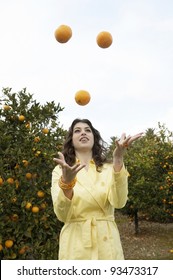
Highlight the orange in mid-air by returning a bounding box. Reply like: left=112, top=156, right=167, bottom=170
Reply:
left=54, top=24, right=72, bottom=43
left=96, top=31, right=113, bottom=48
left=75, top=90, right=91, bottom=106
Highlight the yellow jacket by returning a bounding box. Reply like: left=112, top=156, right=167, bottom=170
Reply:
left=51, top=161, right=129, bottom=260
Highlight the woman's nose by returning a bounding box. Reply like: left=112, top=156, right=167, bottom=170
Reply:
left=81, top=131, right=86, bottom=135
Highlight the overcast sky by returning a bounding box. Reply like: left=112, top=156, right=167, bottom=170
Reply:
left=0, top=0, right=173, bottom=143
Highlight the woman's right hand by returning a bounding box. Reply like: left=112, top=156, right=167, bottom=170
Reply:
left=53, top=152, right=85, bottom=183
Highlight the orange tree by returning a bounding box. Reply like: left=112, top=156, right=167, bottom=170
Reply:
left=0, top=87, right=66, bottom=259
left=107, top=124, right=173, bottom=233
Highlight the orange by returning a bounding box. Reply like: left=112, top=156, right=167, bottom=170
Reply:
left=34, top=136, right=40, bottom=142
left=14, top=163, right=19, bottom=169
left=0, top=244, right=3, bottom=251
left=3, top=105, right=11, bottom=110
left=37, top=190, right=45, bottom=198
left=42, top=128, right=49, bottom=134
left=19, top=246, right=29, bottom=254
left=75, top=90, right=91, bottom=106
left=25, top=202, right=32, bottom=209
left=54, top=24, right=72, bottom=43
left=25, top=172, right=32, bottom=180
left=5, top=239, right=14, bottom=248
left=7, top=177, right=14, bottom=184
left=35, top=150, right=41, bottom=157
left=32, top=206, right=39, bottom=213
left=18, top=115, right=25, bottom=121
left=25, top=122, right=30, bottom=129
left=0, top=177, right=4, bottom=185
left=96, top=31, right=113, bottom=48
left=18, top=246, right=26, bottom=255
left=22, top=160, right=29, bottom=167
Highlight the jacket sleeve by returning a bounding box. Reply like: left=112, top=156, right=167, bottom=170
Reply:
left=108, top=164, right=129, bottom=209
left=51, top=165, right=74, bottom=222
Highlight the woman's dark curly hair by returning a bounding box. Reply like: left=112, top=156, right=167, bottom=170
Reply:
left=62, top=118, right=108, bottom=171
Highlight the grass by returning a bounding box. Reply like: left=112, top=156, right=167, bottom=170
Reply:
left=115, top=211, right=173, bottom=260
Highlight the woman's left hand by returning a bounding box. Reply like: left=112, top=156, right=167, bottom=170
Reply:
left=113, top=132, right=143, bottom=171
left=114, top=132, right=143, bottom=154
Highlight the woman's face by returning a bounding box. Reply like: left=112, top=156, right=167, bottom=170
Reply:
left=72, top=122, right=94, bottom=152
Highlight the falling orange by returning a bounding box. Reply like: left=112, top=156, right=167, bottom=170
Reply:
left=96, top=31, right=113, bottom=48
left=75, top=90, right=91, bottom=106
left=54, top=24, right=72, bottom=43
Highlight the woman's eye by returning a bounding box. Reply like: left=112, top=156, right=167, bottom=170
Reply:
left=74, top=129, right=80, bottom=133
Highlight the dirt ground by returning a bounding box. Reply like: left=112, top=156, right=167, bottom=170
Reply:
left=115, top=211, right=173, bottom=260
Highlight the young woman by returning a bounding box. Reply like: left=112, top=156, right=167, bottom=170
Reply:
left=51, top=118, right=142, bottom=260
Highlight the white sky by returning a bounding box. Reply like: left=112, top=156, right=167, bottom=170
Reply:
left=0, top=0, right=173, bottom=143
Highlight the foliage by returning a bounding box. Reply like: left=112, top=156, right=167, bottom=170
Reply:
left=108, top=124, right=173, bottom=226
left=0, top=88, right=66, bottom=259
left=1, top=87, right=173, bottom=257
